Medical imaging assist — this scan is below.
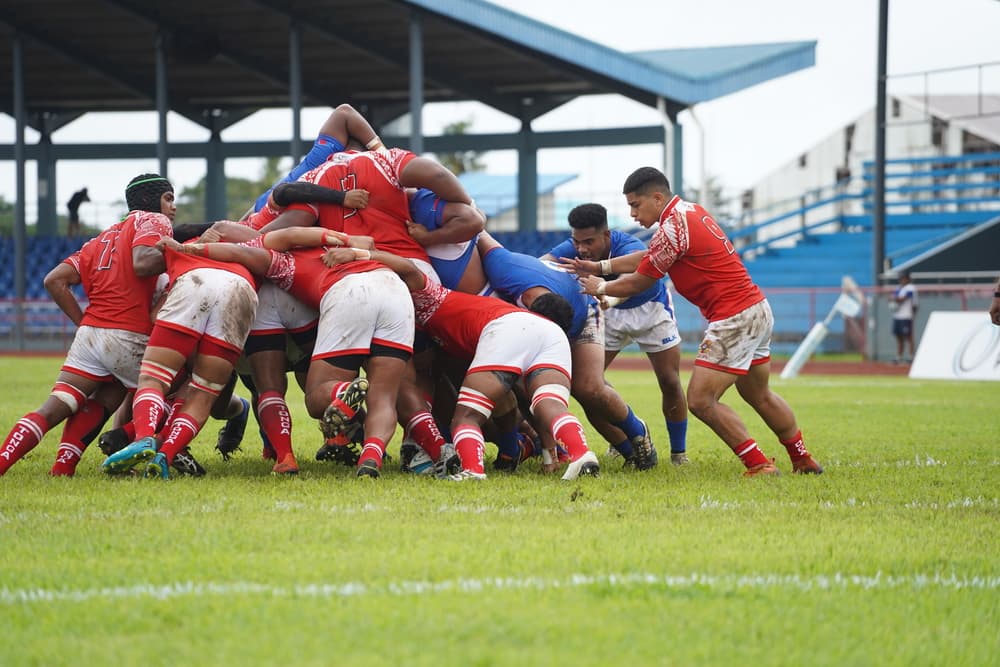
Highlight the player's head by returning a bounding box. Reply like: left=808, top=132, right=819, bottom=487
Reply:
left=528, top=292, right=574, bottom=334
left=126, top=173, right=175, bottom=218
left=622, top=167, right=672, bottom=229
left=567, top=203, right=611, bottom=261
left=899, top=271, right=911, bottom=284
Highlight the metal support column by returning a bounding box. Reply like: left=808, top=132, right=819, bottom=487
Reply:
left=517, top=115, right=538, bottom=232
left=37, top=116, right=58, bottom=236
left=672, top=119, right=684, bottom=197
left=408, top=10, right=424, bottom=155
left=289, top=21, right=303, bottom=162
left=205, top=112, right=227, bottom=221
left=657, top=97, right=674, bottom=189
left=873, top=0, right=889, bottom=283
left=12, top=34, right=27, bottom=348
left=155, top=30, right=169, bottom=177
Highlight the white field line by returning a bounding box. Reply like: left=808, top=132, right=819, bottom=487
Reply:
left=2, top=572, right=998, bottom=605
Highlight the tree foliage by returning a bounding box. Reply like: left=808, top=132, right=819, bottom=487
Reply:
left=435, top=119, right=485, bottom=176
left=175, top=156, right=286, bottom=222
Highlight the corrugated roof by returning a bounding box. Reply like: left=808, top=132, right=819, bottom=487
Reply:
left=413, top=0, right=816, bottom=107
left=631, top=41, right=818, bottom=103
left=0, top=0, right=817, bottom=125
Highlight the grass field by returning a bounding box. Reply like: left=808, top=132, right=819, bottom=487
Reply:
left=1, top=355, right=997, bottom=666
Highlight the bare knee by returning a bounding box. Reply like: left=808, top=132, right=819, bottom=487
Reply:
left=686, top=389, right=718, bottom=420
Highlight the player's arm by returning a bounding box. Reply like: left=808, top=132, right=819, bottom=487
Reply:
left=557, top=249, right=646, bottom=277
left=407, top=202, right=485, bottom=246
left=44, top=261, right=84, bottom=326
left=258, top=208, right=320, bottom=234
left=322, top=246, right=426, bottom=292
left=272, top=181, right=369, bottom=210
left=156, top=237, right=273, bottom=277
left=260, top=226, right=351, bottom=252
left=399, top=157, right=472, bottom=205
left=578, top=271, right=656, bottom=299
left=133, top=245, right=166, bottom=277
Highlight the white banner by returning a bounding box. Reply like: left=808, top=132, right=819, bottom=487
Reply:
left=909, top=312, right=1000, bottom=381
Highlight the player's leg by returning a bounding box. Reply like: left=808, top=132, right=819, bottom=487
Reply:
left=354, top=352, right=407, bottom=478
left=50, top=381, right=126, bottom=476
left=448, top=369, right=510, bottom=480
left=525, top=368, right=599, bottom=481
left=570, top=340, right=656, bottom=469
left=152, top=353, right=238, bottom=479
left=0, top=370, right=100, bottom=475
left=647, top=345, right=689, bottom=464
left=735, top=362, right=822, bottom=474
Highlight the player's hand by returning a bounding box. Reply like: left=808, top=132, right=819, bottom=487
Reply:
left=200, top=226, right=224, bottom=243
left=578, top=274, right=603, bottom=296
left=323, top=247, right=357, bottom=267
left=323, top=230, right=349, bottom=247
left=406, top=220, right=431, bottom=244
left=344, top=189, right=369, bottom=209
left=557, top=256, right=599, bottom=276
left=990, top=297, right=1000, bottom=326
left=156, top=237, right=184, bottom=253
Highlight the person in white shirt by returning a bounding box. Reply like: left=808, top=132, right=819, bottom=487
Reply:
left=891, top=272, right=918, bottom=363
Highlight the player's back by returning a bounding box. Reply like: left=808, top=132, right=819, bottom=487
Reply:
left=481, top=246, right=590, bottom=338
left=74, top=210, right=172, bottom=335
left=299, top=150, right=428, bottom=261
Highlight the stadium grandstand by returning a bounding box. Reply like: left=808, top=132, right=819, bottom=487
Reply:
left=1, top=1, right=996, bottom=360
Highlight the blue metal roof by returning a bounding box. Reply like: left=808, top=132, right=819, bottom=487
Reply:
left=406, top=0, right=816, bottom=107
left=631, top=42, right=817, bottom=103
left=461, top=172, right=576, bottom=219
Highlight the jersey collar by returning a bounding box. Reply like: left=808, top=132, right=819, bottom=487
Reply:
left=658, top=194, right=681, bottom=222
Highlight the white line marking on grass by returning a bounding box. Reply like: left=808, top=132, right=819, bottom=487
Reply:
left=3, top=572, right=998, bottom=605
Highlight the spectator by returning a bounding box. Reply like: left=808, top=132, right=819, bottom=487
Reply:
left=891, top=272, right=918, bottom=363
left=66, top=187, right=90, bottom=237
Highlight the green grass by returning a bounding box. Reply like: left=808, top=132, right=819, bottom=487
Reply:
left=1, top=356, right=998, bottom=666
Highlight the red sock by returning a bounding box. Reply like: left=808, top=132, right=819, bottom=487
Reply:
left=257, top=391, right=293, bottom=460
left=358, top=438, right=385, bottom=468
left=733, top=439, right=769, bottom=468
left=405, top=411, right=445, bottom=461
left=119, top=422, right=136, bottom=441
left=50, top=399, right=108, bottom=476
left=132, top=388, right=167, bottom=440
left=453, top=425, right=486, bottom=474
left=0, top=412, right=49, bottom=475
left=550, top=413, right=589, bottom=461
left=159, top=413, right=201, bottom=464
left=50, top=443, right=85, bottom=476
left=780, top=430, right=810, bottom=462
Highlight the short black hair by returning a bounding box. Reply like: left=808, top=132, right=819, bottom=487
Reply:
left=528, top=292, right=574, bottom=334
left=622, top=167, right=671, bottom=196
left=125, top=173, right=173, bottom=213
left=567, top=203, right=608, bottom=231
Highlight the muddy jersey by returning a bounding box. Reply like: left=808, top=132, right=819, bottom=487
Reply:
left=287, top=149, right=428, bottom=262
left=163, top=244, right=260, bottom=292
left=410, top=279, right=539, bottom=360
left=636, top=195, right=764, bottom=321
left=65, top=210, right=173, bottom=335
